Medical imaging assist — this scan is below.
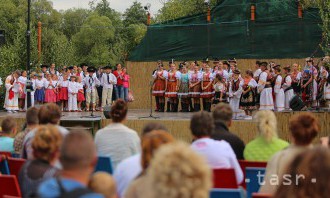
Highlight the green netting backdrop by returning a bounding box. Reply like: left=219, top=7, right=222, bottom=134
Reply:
left=129, top=0, right=323, bottom=61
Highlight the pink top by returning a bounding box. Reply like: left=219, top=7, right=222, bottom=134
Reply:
left=123, top=74, right=130, bottom=88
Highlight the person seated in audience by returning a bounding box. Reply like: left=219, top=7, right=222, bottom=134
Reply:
left=211, top=103, right=245, bottom=160
left=22, top=103, right=69, bottom=159
left=113, top=122, right=168, bottom=197
left=259, top=112, right=319, bottom=194
left=190, top=111, right=243, bottom=184
left=38, top=130, right=103, bottom=198
left=125, top=130, right=174, bottom=198
left=89, top=172, right=117, bottom=198
left=0, top=116, right=17, bottom=153
left=274, top=146, right=330, bottom=198
left=14, top=107, right=39, bottom=154
left=244, top=110, right=289, bottom=161
left=95, top=99, right=140, bottom=169
left=18, top=125, right=62, bottom=197
left=146, top=142, right=212, bottom=198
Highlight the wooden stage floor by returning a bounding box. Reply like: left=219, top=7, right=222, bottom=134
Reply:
left=0, top=110, right=329, bottom=144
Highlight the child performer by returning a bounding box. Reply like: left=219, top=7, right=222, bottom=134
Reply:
left=324, top=72, right=330, bottom=108
left=77, top=76, right=85, bottom=112
left=229, top=69, right=243, bottom=119
left=282, top=66, right=295, bottom=110
left=152, top=63, right=167, bottom=112
left=177, top=65, right=189, bottom=112
left=4, top=70, right=21, bottom=113
left=83, top=67, right=100, bottom=111
left=239, top=70, right=257, bottom=119
left=164, top=62, right=180, bottom=112
left=18, top=70, right=27, bottom=111
left=189, top=64, right=202, bottom=111
left=44, top=74, right=57, bottom=103
left=68, top=75, right=78, bottom=112
left=273, top=67, right=285, bottom=111
left=58, top=73, right=69, bottom=111
left=34, top=73, right=45, bottom=105
left=200, top=64, right=214, bottom=112
left=213, top=74, right=225, bottom=106
left=101, top=66, right=117, bottom=111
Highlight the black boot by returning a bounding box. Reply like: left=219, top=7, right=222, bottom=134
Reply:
left=206, top=102, right=211, bottom=112
left=174, top=103, right=179, bottom=112
left=180, top=102, right=185, bottom=112
left=189, top=98, right=194, bottom=112
left=194, top=104, right=200, bottom=112
left=202, top=100, right=207, bottom=111
left=166, top=101, right=171, bottom=112
left=159, top=103, right=165, bottom=112
left=155, top=97, right=160, bottom=112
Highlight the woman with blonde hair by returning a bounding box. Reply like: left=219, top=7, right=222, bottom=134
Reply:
left=125, top=130, right=174, bottom=198
left=18, top=125, right=63, bottom=197
left=244, top=110, right=289, bottom=161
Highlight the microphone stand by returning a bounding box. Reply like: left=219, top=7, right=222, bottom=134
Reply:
left=139, top=80, right=159, bottom=119
left=82, top=75, right=100, bottom=118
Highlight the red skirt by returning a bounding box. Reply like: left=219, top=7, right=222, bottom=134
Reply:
left=59, top=87, right=68, bottom=101
left=200, top=81, right=214, bottom=98
left=189, top=83, right=201, bottom=98
left=77, top=90, right=85, bottom=102
left=44, top=89, right=57, bottom=103
left=152, top=79, right=166, bottom=96
left=165, top=81, right=177, bottom=98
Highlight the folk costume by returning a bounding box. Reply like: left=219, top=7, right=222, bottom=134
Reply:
left=200, top=69, right=214, bottom=112
left=34, top=76, right=45, bottom=104
left=101, top=66, right=117, bottom=109
left=301, top=64, right=318, bottom=107
left=188, top=70, right=202, bottom=112
left=164, top=69, right=180, bottom=112
left=240, top=78, right=258, bottom=112
left=152, top=68, right=167, bottom=112
left=4, top=75, right=20, bottom=112
left=258, top=69, right=274, bottom=110
left=68, top=77, right=78, bottom=111
left=83, top=67, right=101, bottom=111
left=178, top=72, right=190, bottom=112
left=282, top=67, right=295, bottom=110
left=274, top=74, right=285, bottom=112
left=229, top=70, right=243, bottom=117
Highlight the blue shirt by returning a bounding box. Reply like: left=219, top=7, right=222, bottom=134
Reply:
left=38, top=178, right=104, bottom=198
left=0, top=136, right=14, bottom=153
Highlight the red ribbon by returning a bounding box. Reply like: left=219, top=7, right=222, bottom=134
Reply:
left=9, top=88, right=14, bottom=100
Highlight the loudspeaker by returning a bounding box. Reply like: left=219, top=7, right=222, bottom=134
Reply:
left=289, top=95, right=306, bottom=111
left=103, top=105, right=112, bottom=119
left=0, top=30, right=5, bottom=45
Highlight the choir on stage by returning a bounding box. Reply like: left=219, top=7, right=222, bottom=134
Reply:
left=1, top=63, right=131, bottom=113
left=152, top=57, right=330, bottom=118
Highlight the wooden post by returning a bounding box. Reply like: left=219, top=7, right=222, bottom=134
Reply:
left=37, top=21, right=42, bottom=64
left=251, top=5, right=256, bottom=21
left=298, top=3, right=303, bottom=19
left=207, top=7, right=211, bottom=23
left=147, top=12, right=151, bottom=26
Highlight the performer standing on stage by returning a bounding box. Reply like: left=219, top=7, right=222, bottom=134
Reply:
left=83, top=67, right=100, bottom=111
left=291, top=63, right=302, bottom=96
left=240, top=70, right=257, bottom=119
left=189, top=63, right=202, bottom=112
left=68, top=76, right=78, bottom=112
left=200, top=64, right=214, bottom=112
left=178, top=65, right=190, bottom=112
left=213, top=74, right=225, bottom=105
left=282, top=66, right=295, bottom=110
left=76, top=76, right=85, bottom=112
left=152, top=63, right=167, bottom=112
left=164, top=62, right=180, bottom=112
left=273, top=67, right=285, bottom=111
left=58, top=73, right=69, bottom=111
left=44, top=74, right=58, bottom=104
left=34, top=73, right=45, bottom=105
left=229, top=70, right=243, bottom=118
left=258, top=62, right=274, bottom=110
left=4, top=71, right=21, bottom=113
left=18, top=70, right=27, bottom=111
left=101, top=66, right=117, bottom=111
left=301, top=57, right=318, bottom=107
left=324, top=70, right=330, bottom=108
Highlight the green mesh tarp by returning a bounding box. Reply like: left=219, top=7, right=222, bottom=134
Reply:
left=129, top=0, right=323, bottom=61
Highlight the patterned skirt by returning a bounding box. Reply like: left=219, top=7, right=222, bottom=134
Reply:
left=240, top=90, right=257, bottom=110
left=189, top=83, right=201, bottom=98
left=152, top=79, right=166, bottom=97
left=178, top=82, right=189, bottom=98
left=200, top=81, right=214, bottom=98
left=34, top=89, right=45, bottom=102
left=59, top=87, right=68, bottom=101
left=165, top=81, right=178, bottom=98
left=44, top=89, right=57, bottom=103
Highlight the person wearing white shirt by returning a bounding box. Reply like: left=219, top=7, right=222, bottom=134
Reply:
left=282, top=66, right=295, bottom=110
left=101, top=66, right=117, bottom=111
left=83, top=67, right=100, bottom=111
left=4, top=71, right=21, bottom=113
left=258, top=62, right=274, bottom=110
left=68, top=76, right=78, bottom=111
left=18, top=71, right=27, bottom=111
left=190, top=111, right=243, bottom=184
left=273, top=67, right=285, bottom=111
left=229, top=70, right=244, bottom=118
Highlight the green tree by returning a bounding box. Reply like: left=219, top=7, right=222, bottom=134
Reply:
left=61, top=8, right=90, bottom=39
left=123, top=1, right=147, bottom=26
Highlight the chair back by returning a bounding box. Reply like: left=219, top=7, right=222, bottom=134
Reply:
left=95, top=156, right=113, bottom=174
left=213, top=169, right=238, bottom=188
left=239, top=160, right=267, bottom=188
left=0, top=156, right=10, bottom=174
left=8, top=158, right=26, bottom=179
left=210, top=188, right=244, bottom=198
left=0, top=151, right=12, bottom=158
left=252, top=193, right=272, bottom=198
left=0, top=175, right=21, bottom=197
left=246, top=167, right=266, bottom=198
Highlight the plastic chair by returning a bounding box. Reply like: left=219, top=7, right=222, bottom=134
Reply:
left=0, top=156, right=10, bottom=174
left=246, top=167, right=266, bottom=198
left=210, top=188, right=244, bottom=198
left=0, top=151, right=12, bottom=158
left=0, top=175, right=21, bottom=197
left=252, top=193, right=272, bottom=198
left=8, top=158, right=26, bottom=179
left=238, top=160, right=267, bottom=188
left=213, top=169, right=238, bottom=188
left=94, top=156, right=113, bottom=174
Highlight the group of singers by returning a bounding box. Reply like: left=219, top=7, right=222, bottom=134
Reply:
left=152, top=57, right=330, bottom=119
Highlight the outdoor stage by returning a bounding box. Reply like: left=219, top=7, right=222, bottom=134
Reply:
left=0, top=110, right=329, bottom=144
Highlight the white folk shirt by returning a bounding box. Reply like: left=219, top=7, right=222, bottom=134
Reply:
left=35, top=79, right=45, bottom=89
left=191, top=138, right=243, bottom=184
left=257, top=71, right=268, bottom=93
left=83, top=75, right=100, bottom=93
left=59, top=79, right=69, bottom=88
left=101, top=73, right=117, bottom=89
left=68, top=81, right=78, bottom=94
left=253, top=68, right=262, bottom=79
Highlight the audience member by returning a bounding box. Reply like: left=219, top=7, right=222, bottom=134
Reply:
left=14, top=107, right=39, bottom=154
left=147, top=142, right=212, bottom=198
left=18, top=125, right=62, bottom=197
left=125, top=130, right=174, bottom=198
left=190, top=111, right=243, bottom=184
left=22, top=103, right=69, bottom=159
left=95, top=99, right=140, bottom=169
left=260, top=112, right=319, bottom=194
left=113, top=122, right=168, bottom=197
left=38, top=130, right=103, bottom=198
left=244, top=110, right=289, bottom=161
left=211, top=103, right=245, bottom=159
left=89, top=172, right=117, bottom=198
left=274, top=146, right=330, bottom=198
left=0, top=116, right=17, bottom=152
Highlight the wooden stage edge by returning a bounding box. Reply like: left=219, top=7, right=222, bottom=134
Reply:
left=0, top=110, right=329, bottom=144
